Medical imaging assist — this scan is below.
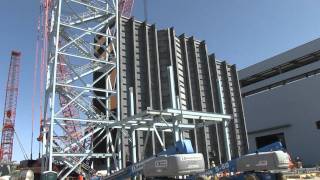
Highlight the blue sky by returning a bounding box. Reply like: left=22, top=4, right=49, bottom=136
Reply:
left=0, top=0, right=320, bottom=161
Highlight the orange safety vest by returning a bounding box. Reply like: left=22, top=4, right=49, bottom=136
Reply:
left=78, top=175, right=84, bottom=180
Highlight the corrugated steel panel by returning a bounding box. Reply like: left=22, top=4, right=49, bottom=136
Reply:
left=96, top=17, right=248, bottom=168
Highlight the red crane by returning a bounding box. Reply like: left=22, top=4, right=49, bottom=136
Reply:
left=119, top=0, right=135, bottom=17
left=0, top=51, right=22, bottom=162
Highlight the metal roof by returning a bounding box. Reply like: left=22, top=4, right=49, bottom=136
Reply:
left=239, top=38, right=320, bottom=81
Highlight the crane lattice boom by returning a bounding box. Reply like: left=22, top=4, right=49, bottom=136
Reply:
left=0, top=51, right=21, bottom=162
left=119, top=0, right=134, bottom=17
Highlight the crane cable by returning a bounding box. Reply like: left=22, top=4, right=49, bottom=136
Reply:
left=14, top=131, right=29, bottom=160
left=31, top=16, right=41, bottom=160
left=39, top=0, right=50, bottom=130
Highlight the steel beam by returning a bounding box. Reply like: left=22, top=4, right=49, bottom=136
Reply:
left=42, top=0, right=120, bottom=177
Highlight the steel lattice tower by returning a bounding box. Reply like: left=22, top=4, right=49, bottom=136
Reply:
left=0, top=51, right=21, bottom=162
left=41, top=0, right=121, bottom=178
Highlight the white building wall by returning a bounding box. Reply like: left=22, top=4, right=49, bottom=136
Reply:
left=243, top=74, right=320, bottom=166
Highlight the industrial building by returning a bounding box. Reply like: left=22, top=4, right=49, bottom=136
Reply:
left=239, top=38, right=320, bottom=166
left=3, top=0, right=313, bottom=179
left=93, top=17, right=248, bottom=169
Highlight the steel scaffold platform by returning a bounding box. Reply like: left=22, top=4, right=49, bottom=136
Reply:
left=41, top=0, right=121, bottom=178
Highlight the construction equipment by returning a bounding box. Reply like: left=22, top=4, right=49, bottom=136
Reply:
left=0, top=125, right=28, bottom=163
left=143, top=153, right=205, bottom=177
left=194, top=142, right=290, bottom=178
left=104, top=140, right=205, bottom=179
left=0, top=51, right=22, bottom=163
left=236, top=151, right=290, bottom=172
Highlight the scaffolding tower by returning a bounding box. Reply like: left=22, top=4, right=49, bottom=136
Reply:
left=41, top=0, right=121, bottom=178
